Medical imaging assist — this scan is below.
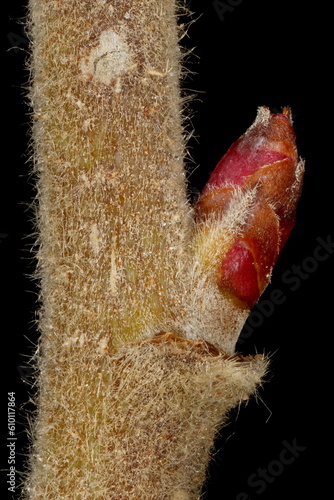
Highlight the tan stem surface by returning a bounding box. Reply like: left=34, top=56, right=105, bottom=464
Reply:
left=24, top=1, right=267, bottom=498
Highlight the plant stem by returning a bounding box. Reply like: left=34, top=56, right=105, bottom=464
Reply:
left=24, top=1, right=267, bottom=498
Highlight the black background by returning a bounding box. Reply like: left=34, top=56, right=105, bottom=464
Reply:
left=1, top=0, right=332, bottom=499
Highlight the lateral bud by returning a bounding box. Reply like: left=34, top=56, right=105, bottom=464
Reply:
left=196, top=106, right=304, bottom=309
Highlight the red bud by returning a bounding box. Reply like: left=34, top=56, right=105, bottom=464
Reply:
left=196, top=107, right=304, bottom=308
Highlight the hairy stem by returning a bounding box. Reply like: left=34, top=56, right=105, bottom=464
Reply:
left=24, top=1, right=267, bottom=498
